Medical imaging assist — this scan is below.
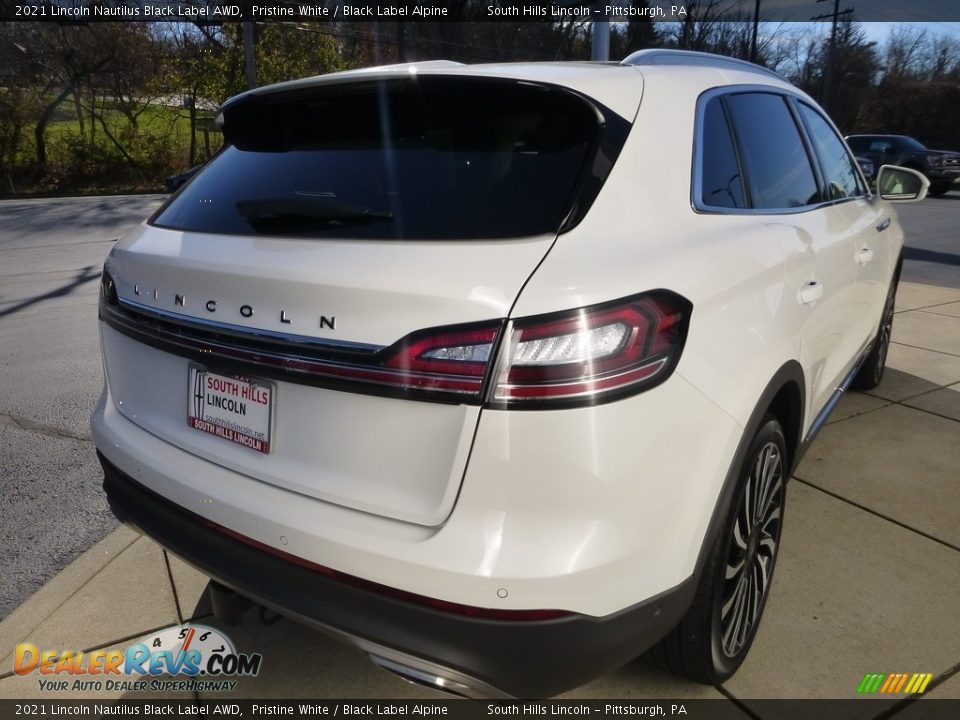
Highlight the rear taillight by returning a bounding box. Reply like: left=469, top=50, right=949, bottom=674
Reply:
left=382, top=325, right=500, bottom=395
left=490, top=292, right=690, bottom=408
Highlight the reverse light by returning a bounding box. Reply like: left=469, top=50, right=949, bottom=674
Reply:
left=382, top=325, right=501, bottom=394
left=491, top=292, right=691, bottom=407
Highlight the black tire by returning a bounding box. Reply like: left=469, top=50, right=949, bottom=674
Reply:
left=928, top=182, right=953, bottom=197
left=646, top=416, right=787, bottom=684
left=851, top=269, right=899, bottom=391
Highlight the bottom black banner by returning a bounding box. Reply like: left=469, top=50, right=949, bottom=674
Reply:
left=1, top=699, right=959, bottom=720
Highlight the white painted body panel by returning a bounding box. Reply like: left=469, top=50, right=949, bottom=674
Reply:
left=840, top=198, right=902, bottom=333
left=93, top=365, right=739, bottom=616
left=107, top=225, right=554, bottom=346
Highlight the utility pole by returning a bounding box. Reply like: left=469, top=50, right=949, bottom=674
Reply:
left=243, top=1, right=257, bottom=90
left=750, top=0, right=761, bottom=63
left=592, top=2, right=611, bottom=62
left=812, top=0, right=854, bottom=113
left=244, top=22, right=257, bottom=89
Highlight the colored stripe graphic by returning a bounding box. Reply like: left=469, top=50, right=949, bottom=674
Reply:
left=858, top=672, right=932, bottom=694
left=915, top=674, right=933, bottom=693
left=857, top=673, right=885, bottom=693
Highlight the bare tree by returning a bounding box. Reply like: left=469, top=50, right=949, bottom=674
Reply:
left=881, top=25, right=928, bottom=81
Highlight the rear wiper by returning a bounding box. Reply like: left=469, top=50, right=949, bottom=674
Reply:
left=236, top=198, right=393, bottom=222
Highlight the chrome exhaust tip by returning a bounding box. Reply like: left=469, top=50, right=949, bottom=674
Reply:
left=368, top=654, right=511, bottom=699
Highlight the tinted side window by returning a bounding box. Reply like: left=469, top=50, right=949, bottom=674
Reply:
left=870, top=140, right=895, bottom=154
left=725, top=93, right=819, bottom=209
left=846, top=137, right=868, bottom=153
left=797, top=103, right=865, bottom=200
left=699, top=97, right=746, bottom=208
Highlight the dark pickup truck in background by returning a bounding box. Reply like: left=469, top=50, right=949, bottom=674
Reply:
left=846, top=134, right=960, bottom=196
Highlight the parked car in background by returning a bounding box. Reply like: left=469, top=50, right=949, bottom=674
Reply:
left=94, top=51, right=928, bottom=698
left=846, top=134, right=960, bottom=195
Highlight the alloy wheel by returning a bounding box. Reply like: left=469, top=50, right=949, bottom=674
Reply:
left=876, top=294, right=895, bottom=380
left=719, top=441, right=784, bottom=658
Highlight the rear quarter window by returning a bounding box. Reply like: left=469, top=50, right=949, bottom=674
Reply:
left=698, top=97, right=746, bottom=209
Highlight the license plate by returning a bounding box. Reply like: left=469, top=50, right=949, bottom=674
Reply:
left=187, top=366, right=273, bottom=454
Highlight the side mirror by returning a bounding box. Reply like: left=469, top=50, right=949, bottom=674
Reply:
left=876, top=165, right=929, bottom=202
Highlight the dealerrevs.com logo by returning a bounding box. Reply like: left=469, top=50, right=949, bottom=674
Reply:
left=13, top=624, right=262, bottom=693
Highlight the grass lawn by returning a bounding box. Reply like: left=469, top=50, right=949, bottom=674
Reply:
left=13, top=97, right=220, bottom=179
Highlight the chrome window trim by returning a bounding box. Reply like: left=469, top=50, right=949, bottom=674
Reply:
left=691, top=85, right=871, bottom=217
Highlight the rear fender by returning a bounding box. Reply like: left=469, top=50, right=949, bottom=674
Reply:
left=690, top=360, right=805, bottom=582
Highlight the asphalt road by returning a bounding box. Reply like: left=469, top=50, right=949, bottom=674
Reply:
left=897, top=193, right=960, bottom=289
left=0, top=194, right=165, bottom=619
left=0, top=191, right=957, bottom=621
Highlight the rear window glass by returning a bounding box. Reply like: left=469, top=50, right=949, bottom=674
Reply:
left=152, top=77, right=603, bottom=240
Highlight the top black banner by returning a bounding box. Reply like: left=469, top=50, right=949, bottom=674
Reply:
left=3, top=0, right=960, bottom=23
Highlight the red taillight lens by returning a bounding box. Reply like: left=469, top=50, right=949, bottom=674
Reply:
left=382, top=325, right=500, bottom=395
left=491, top=292, right=690, bottom=407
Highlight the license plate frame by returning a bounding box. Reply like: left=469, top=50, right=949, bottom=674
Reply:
left=187, top=364, right=274, bottom=454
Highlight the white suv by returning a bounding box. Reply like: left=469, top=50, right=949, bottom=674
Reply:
left=92, top=51, right=927, bottom=698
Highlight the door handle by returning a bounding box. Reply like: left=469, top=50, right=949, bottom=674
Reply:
left=857, top=248, right=875, bottom=265
left=799, top=281, right=824, bottom=305
left=876, top=218, right=891, bottom=232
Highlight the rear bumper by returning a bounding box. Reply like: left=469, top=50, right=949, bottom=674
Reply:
left=100, top=452, right=695, bottom=698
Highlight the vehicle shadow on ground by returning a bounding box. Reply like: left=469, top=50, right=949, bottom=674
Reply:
left=0, top=197, right=162, bottom=240
left=902, top=247, right=960, bottom=267
left=0, top=265, right=100, bottom=319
